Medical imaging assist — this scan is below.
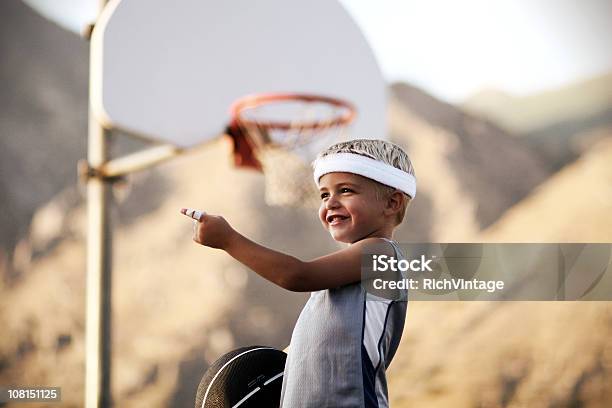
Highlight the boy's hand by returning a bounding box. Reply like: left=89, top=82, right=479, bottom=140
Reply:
left=180, top=208, right=237, bottom=250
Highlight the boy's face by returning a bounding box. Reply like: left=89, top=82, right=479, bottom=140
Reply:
left=318, top=172, right=388, bottom=243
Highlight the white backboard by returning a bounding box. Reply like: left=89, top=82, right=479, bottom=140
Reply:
left=90, top=0, right=387, bottom=147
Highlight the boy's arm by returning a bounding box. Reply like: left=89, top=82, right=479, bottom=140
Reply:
left=181, top=208, right=393, bottom=292
left=227, top=232, right=395, bottom=292
left=225, top=232, right=313, bottom=291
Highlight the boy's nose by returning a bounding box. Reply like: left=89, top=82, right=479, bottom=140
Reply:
left=325, top=195, right=341, bottom=209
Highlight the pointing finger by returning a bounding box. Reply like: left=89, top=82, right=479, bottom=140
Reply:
left=180, top=208, right=205, bottom=221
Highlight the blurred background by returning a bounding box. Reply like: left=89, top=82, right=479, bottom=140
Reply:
left=1, top=0, right=611, bottom=406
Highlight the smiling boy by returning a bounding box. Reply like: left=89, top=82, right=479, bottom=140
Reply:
left=182, top=139, right=416, bottom=407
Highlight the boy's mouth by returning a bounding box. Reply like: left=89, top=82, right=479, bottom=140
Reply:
left=327, top=214, right=349, bottom=226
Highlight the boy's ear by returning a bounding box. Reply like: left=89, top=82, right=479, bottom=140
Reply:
left=384, top=190, right=405, bottom=216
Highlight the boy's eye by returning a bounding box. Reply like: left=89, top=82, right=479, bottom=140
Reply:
left=340, top=187, right=353, bottom=193
left=320, top=192, right=330, bottom=200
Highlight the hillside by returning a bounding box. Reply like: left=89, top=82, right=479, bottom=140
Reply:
left=390, top=83, right=550, bottom=241
left=481, top=136, right=612, bottom=242
left=0, top=0, right=88, bottom=258
left=462, top=74, right=612, bottom=170
left=462, top=72, right=612, bottom=134
left=387, top=136, right=612, bottom=407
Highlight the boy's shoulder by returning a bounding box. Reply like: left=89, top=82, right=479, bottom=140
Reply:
left=352, top=237, right=397, bottom=258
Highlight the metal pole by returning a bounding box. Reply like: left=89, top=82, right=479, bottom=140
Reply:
left=85, top=114, right=112, bottom=408
left=86, top=1, right=111, bottom=407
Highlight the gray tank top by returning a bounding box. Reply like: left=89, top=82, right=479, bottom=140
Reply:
left=280, top=239, right=407, bottom=407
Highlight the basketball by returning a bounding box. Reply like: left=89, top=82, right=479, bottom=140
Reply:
left=194, top=346, right=287, bottom=408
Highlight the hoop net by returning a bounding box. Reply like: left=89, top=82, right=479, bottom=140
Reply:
left=230, top=94, right=356, bottom=207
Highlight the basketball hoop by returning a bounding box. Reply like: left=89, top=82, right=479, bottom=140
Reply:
left=228, top=93, right=356, bottom=207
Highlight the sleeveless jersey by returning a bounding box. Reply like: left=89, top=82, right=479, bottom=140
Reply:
left=280, top=239, right=407, bottom=407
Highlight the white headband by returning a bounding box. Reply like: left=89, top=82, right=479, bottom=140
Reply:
left=313, top=153, right=417, bottom=198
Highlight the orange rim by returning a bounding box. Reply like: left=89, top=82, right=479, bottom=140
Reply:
left=229, top=93, right=356, bottom=131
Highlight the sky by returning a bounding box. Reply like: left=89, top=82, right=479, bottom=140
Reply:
left=23, top=0, right=612, bottom=102
left=338, top=0, right=612, bottom=101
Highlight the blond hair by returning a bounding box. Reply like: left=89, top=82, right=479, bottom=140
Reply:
left=316, top=139, right=415, bottom=225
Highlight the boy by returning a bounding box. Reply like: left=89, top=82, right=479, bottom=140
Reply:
left=181, top=139, right=417, bottom=407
